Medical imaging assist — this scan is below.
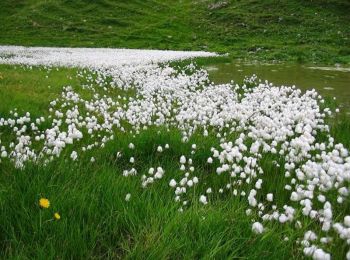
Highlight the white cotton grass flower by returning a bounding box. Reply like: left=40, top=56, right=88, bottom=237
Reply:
left=157, top=146, right=163, bottom=152
left=187, top=180, right=193, bottom=187
left=266, top=193, right=273, bottom=202
left=125, top=193, right=131, bottom=202
left=255, top=179, right=262, bottom=189
left=169, top=179, right=177, bottom=188
left=344, top=216, right=350, bottom=227
left=313, top=249, right=331, bottom=260
left=154, top=167, right=164, bottom=179
left=148, top=167, right=155, bottom=175
left=70, top=151, right=78, bottom=161
left=180, top=155, right=186, bottom=164
left=1, top=151, right=7, bottom=158
left=199, top=195, right=208, bottom=205
left=252, top=222, right=264, bottom=234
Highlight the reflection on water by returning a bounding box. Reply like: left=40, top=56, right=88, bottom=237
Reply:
left=206, top=62, right=350, bottom=112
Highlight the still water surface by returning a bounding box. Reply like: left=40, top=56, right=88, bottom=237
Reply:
left=206, top=62, right=350, bottom=113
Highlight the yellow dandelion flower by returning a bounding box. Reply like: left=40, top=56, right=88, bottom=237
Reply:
left=39, top=198, right=50, bottom=209
left=54, top=212, right=61, bottom=220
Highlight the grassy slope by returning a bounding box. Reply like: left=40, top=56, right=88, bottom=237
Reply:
left=0, top=65, right=349, bottom=258
left=1, top=0, right=350, bottom=64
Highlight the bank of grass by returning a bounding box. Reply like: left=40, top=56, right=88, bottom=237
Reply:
left=1, top=0, right=350, bottom=64
left=0, top=127, right=299, bottom=259
left=0, top=64, right=350, bottom=258
left=0, top=65, right=80, bottom=117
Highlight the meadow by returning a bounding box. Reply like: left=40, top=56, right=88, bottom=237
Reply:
left=1, top=1, right=350, bottom=259
left=0, top=52, right=350, bottom=259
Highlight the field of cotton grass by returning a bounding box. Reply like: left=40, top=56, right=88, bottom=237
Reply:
left=0, top=47, right=350, bottom=259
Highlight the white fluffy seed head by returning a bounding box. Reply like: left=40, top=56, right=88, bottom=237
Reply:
left=180, top=155, right=186, bottom=164
left=169, top=179, right=177, bottom=188
left=199, top=195, right=207, bottom=205
left=252, top=222, right=264, bottom=234
left=125, top=193, right=131, bottom=201
left=267, top=193, right=273, bottom=202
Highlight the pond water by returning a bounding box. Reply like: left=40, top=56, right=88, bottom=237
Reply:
left=206, top=62, right=350, bottom=113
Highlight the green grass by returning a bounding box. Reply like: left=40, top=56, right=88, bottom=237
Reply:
left=0, top=65, right=80, bottom=118
left=0, top=65, right=350, bottom=258
left=1, top=0, right=350, bottom=64
left=1, top=1, right=350, bottom=257
left=0, top=126, right=296, bottom=259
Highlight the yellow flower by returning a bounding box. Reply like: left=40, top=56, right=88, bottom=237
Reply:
left=54, top=212, right=61, bottom=220
left=39, top=198, right=50, bottom=209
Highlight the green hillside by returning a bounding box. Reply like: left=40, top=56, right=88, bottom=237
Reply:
left=1, top=0, right=350, bottom=63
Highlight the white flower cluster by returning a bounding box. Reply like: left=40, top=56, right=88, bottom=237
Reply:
left=142, top=167, right=165, bottom=187
left=0, top=46, right=217, bottom=68
left=0, top=47, right=349, bottom=258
